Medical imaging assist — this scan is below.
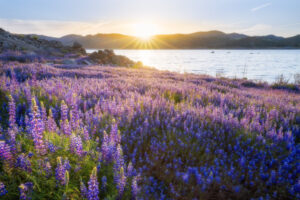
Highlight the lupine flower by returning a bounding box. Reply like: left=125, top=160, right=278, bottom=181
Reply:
left=7, top=126, right=17, bottom=152
left=132, top=176, right=139, bottom=198
left=55, top=157, right=68, bottom=185
left=116, top=167, right=126, bottom=196
left=19, top=182, right=33, bottom=200
left=61, top=119, right=72, bottom=136
left=47, top=109, right=58, bottom=133
left=16, top=154, right=32, bottom=173
left=126, top=162, right=136, bottom=177
left=29, top=98, right=46, bottom=155
left=44, top=161, right=52, bottom=177
left=40, top=102, right=47, bottom=126
left=70, top=93, right=80, bottom=131
left=0, top=141, right=13, bottom=165
left=60, top=100, right=68, bottom=122
left=70, top=134, right=83, bottom=156
left=110, top=123, right=121, bottom=145
left=63, top=158, right=71, bottom=171
left=48, top=142, right=57, bottom=153
left=8, top=94, right=16, bottom=128
left=101, top=131, right=110, bottom=162
left=0, top=182, right=7, bottom=196
left=114, top=144, right=124, bottom=172
left=80, top=180, right=88, bottom=199
left=88, top=167, right=99, bottom=200
left=82, top=126, right=90, bottom=141
left=28, top=152, right=34, bottom=158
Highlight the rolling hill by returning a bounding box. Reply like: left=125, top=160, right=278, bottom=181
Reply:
left=56, top=30, right=300, bottom=49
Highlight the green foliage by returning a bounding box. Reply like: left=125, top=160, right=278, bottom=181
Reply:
left=0, top=89, right=9, bottom=129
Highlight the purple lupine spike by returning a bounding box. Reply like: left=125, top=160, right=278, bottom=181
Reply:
left=80, top=180, right=88, bottom=199
left=116, top=167, right=126, bottom=196
left=7, top=126, right=17, bottom=152
left=126, top=162, right=134, bottom=177
left=60, top=100, right=68, bottom=122
left=0, top=141, right=13, bottom=165
left=70, top=134, right=83, bottom=156
left=82, top=126, right=90, bottom=141
left=110, top=123, right=120, bottom=144
left=0, top=182, right=8, bottom=196
left=19, top=182, right=33, bottom=200
left=132, top=176, right=139, bottom=199
left=30, top=98, right=46, bottom=155
left=101, top=131, right=109, bottom=162
left=88, top=167, right=99, bottom=200
left=23, top=86, right=32, bottom=105
left=19, top=184, right=27, bottom=200
left=55, top=157, right=68, bottom=185
left=8, top=94, right=16, bottom=128
left=16, top=154, right=32, bottom=173
left=70, top=93, right=80, bottom=131
left=61, top=119, right=72, bottom=136
left=7, top=95, right=17, bottom=151
left=114, top=144, right=124, bottom=172
left=25, top=115, right=30, bottom=133
left=63, top=158, right=71, bottom=171
left=70, top=134, right=76, bottom=153
left=40, top=102, right=47, bottom=126
left=48, top=142, right=57, bottom=153
left=47, top=109, right=58, bottom=133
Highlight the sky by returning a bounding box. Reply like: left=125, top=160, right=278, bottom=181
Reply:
left=0, top=0, right=299, bottom=37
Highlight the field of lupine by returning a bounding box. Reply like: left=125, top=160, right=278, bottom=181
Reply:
left=0, top=62, right=299, bottom=200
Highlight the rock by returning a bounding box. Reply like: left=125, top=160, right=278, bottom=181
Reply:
left=63, top=59, right=77, bottom=65
left=83, top=59, right=92, bottom=65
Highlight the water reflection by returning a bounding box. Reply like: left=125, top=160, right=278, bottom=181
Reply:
left=87, top=49, right=300, bottom=83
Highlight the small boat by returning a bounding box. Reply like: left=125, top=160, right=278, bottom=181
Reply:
left=211, top=51, right=215, bottom=53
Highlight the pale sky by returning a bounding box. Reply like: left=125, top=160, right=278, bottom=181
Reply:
left=0, top=0, right=299, bottom=37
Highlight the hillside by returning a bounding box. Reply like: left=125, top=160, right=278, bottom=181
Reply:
left=57, top=30, right=300, bottom=49
left=0, top=28, right=139, bottom=67
left=0, top=28, right=86, bottom=56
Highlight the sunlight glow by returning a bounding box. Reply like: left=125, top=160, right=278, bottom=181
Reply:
left=132, top=23, right=159, bottom=40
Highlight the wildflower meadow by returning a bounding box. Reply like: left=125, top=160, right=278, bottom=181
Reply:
left=0, top=63, right=299, bottom=200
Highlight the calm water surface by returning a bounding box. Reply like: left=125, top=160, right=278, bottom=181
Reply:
left=87, top=49, right=300, bottom=83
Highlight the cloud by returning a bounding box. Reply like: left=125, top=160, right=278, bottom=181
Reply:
left=251, top=3, right=272, bottom=12
left=238, top=24, right=272, bottom=35
left=0, top=18, right=111, bottom=37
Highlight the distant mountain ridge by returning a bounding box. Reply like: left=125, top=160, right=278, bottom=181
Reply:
left=1, top=28, right=300, bottom=50
left=54, top=30, right=300, bottom=49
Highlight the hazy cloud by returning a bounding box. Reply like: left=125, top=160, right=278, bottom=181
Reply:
left=0, top=18, right=110, bottom=37
left=238, top=24, right=272, bottom=35
left=251, top=3, right=272, bottom=12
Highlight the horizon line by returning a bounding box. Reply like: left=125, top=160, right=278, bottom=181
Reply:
left=2, top=27, right=299, bottom=39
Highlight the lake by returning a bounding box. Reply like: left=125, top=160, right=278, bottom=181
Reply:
left=87, top=49, right=300, bottom=83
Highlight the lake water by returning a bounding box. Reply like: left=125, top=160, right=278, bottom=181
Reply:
left=87, top=49, right=300, bottom=83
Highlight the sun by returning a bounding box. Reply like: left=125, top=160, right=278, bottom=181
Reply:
left=132, top=23, right=158, bottom=40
